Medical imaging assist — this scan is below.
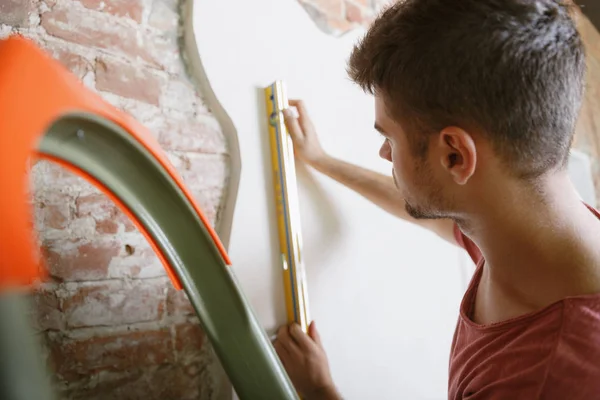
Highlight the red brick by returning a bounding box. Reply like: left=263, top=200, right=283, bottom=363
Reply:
left=0, top=0, right=30, bottom=26
left=65, top=364, right=204, bottom=400
left=47, top=47, right=93, bottom=80
left=186, top=187, right=222, bottom=226
left=146, top=364, right=204, bottom=400
left=31, top=286, right=64, bottom=331
left=76, top=193, right=133, bottom=234
left=62, top=280, right=166, bottom=328
left=179, top=154, right=228, bottom=190
left=95, top=219, right=119, bottom=234
left=43, top=240, right=121, bottom=281
left=41, top=5, right=160, bottom=67
left=158, top=116, right=227, bottom=154
left=327, top=15, right=354, bottom=34
left=108, top=246, right=165, bottom=280
left=76, top=194, right=114, bottom=219
left=174, top=322, right=204, bottom=356
left=166, top=287, right=195, bottom=316
left=75, top=374, right=144, bottom=400
left=38, top=202, right=70, bottom=230
left=62, top=370, right=145, bottom=400
left=304, top=0, right=343, bottom=17
left=47, top=328, right=173, bottom=381
left=345, top=0, right=364, bottom=23
left=117, top=212, right=137, bottom=232
left=299, top=1, right=352, bottom=35
left=75, top=0, right=143, bottom=22
left=34, top=160, right=88, bottom=190
left=96, top=57, right=163, bottom=106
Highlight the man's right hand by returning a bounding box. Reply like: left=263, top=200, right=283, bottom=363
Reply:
left=283, top=100, right=327, bottom=166
left=274, top=321, right=341, bottom=400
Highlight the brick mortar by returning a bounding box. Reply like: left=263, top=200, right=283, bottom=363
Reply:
left=45, top=314, right=200, bottom=339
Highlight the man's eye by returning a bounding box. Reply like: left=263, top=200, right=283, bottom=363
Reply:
left=376, top=130, right=391, bottom=144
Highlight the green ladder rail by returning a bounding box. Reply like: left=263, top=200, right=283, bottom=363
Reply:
left=0, top=77, right=297, bottom=400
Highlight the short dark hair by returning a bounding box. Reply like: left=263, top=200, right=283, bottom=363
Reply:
left=348, top=0, right=586, bottom=178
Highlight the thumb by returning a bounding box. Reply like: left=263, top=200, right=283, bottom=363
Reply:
left=308, top=321, right=323, bottom=347
left=283, top=108, right=304, bottom=142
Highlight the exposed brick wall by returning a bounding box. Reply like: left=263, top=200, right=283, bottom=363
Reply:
left=297, top=0, right=389, bottom=35
left=1, top=0, right=228, bottom=398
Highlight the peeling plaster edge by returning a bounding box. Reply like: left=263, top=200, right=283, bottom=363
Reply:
left=180, top=0, right=241, bottom=253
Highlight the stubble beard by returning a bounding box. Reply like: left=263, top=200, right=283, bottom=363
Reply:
left=402, top=160, right=450, bottom=221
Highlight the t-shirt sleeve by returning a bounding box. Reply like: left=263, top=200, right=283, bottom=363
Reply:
left=453, top=222, right=484, bottom=266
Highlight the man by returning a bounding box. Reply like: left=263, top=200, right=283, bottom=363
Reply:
left=272, top=0, right=600, bottom=399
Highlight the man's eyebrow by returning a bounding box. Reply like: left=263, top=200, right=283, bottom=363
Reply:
left=374, top=123, right=387, bottom=135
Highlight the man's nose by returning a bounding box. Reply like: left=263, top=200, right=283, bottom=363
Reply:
left=379, top=141, right=392, bottom=162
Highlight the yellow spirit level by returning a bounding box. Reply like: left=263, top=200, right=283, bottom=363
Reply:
left=264, top=80, right=310, bottom=333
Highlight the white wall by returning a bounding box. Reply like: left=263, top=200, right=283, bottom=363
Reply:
left=185, top=0, right=595, bottom=398
left=189, top=2, right=473, bottom=398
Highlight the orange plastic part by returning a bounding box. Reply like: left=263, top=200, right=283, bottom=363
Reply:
left=0, top=35, right=231, bottom=291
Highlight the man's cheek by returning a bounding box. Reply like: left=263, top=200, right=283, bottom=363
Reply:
left=393, top=160, right=409, bottom=184
left=392, top=167, right=410, bottom=192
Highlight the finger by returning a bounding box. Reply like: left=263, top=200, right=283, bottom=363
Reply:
left=273, top=339, right=290, bottom=359
left=283, top=108, right=304, bottom=142
left=278, top=324, right=303, bottom=357
left=289, top=100, right=314, bottom=133
left=308, top=320, right=323, bottom=347
left=273, top=340, right=292, bottom=369
left=289, top=323, right=317, bottom=352
left=288, top=99, right=302, bottom=108
left=277, top=324, right=289, bottom=340
left=288, top=99, right=306, bottom=113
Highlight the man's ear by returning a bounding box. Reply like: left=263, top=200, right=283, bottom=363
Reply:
left=438, top=127, right=476, bottom=185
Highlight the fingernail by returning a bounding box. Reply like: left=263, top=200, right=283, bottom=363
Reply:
left=282, top=109, right=291, bottom=117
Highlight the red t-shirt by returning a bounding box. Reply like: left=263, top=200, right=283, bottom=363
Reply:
left=449, top=206, right=600, bottom=399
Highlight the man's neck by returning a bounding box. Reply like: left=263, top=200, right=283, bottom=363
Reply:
left=459, top=172, right=600, bottom=312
